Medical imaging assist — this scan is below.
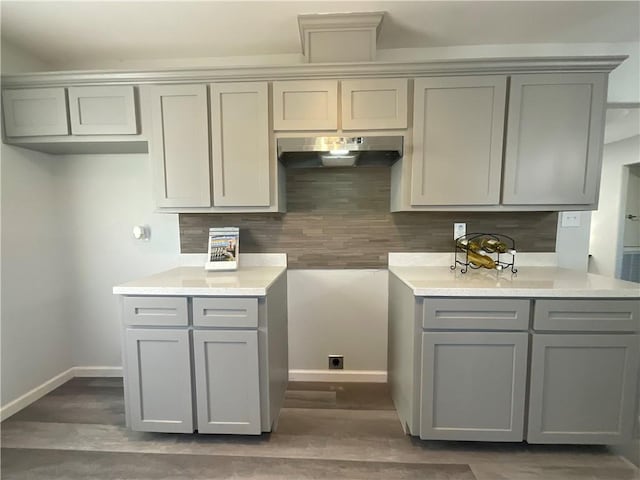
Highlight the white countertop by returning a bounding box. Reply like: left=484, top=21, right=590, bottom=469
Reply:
left=113, top=265, right=287, bottom=296
left=389, top=266, right=640, bottom=298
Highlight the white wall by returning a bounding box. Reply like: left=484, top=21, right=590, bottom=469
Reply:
left=0, top=145, right=73, bottom=405
left=623, top=167, right=640, bottom=247
left=589, top=136, right=640, bottom=277
left=55, top=154, right=181, bottom=367
left=1, top=38, right=51, bottom=73
left=288, top=270, right=388, bottom=374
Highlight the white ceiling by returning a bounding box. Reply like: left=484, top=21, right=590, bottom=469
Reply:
left=1, top=1, right=639, bottom=68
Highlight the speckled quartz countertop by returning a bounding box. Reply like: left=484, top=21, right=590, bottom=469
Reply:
left=113, top=265, right=287, bottom=297
left=389, top=266, right=640, bottom=298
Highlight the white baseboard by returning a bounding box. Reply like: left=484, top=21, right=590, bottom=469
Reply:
left=0, top=367, right=75, bottom=422
left=288, top=369, right=387, bottom=383
left=72, top=366, right=123, bottom=377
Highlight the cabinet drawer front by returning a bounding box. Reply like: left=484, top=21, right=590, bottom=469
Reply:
left=534, top=299, right=639, bottom=332
left=123, top=296, right=188, bottom=326
left=423, top=298, right=530, bottom=330
left=2, top=87, right=69, bottom=137
left=69, top=86, right=137, bottom=135
left=193, top=297, right=258, bottom=328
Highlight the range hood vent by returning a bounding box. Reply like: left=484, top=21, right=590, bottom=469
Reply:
left=277, top=136, right=403, bottom=168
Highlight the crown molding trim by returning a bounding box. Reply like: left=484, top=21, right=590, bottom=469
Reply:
left=1, top=55, right=628, bottom=88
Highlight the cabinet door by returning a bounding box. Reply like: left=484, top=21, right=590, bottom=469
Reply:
left=420, top=332, right=528, bottom=441
left=503, top=73, right=606, bottom=206
left=149, top=84, right=211, bottom=208
left=210, top=82, right=270, bottom=207
left=273, top=80, right=338, bottom=130
left=193, top=330, right=261, bottom=434
left=2, top=88, right=69, bottom=137
left=124, top=328, right=193, bottom=433
left=68, top=86, right=137, bottom=135
left=341, top=78, right=408, bottom=130
left=527, top=334, right=639, bottom=444
left=411, top=76, right=506, bottom=206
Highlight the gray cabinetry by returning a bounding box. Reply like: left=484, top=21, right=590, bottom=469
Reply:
left=2, top=88, right=69, bottom=137
left=421, top=331, right=528, bottom=441
left=411, top=76, right=506, bottom=206
left=388, top=273, right=639, bottom=445
left=210, top=82, right=270, bottom=207
left=527, top=299, right=639, bottom=445
left=124, top=328, right=193, bottom=433
left=68, top=86, right=137, bottom=135
left=149, top=84, right=211, bottom=208
left=193, top=329, right=261, bottom=434
left=503, top=73, right=606, bottom=207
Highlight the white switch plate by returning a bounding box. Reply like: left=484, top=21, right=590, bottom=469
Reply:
left=561, top=212, right=581, bottom=228
left=453, top=223, right=466, bottom=239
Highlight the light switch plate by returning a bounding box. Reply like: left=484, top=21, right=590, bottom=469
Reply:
left=561, top=212, right=581, bottom=228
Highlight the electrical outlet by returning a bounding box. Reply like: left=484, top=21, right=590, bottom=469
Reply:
left=328, top=355, right=344, bottom=370
left=453, top=223, right=466, bottom=239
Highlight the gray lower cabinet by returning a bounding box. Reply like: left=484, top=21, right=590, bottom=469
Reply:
left=387, top=273, right=640, bottom=445
left=420, top=331, right=528, bottom=441
left=193, top=330, right=261, bottom=434
left=527, top=333, right=639, bottom=444
left=124, top=328, right=193, bottom=433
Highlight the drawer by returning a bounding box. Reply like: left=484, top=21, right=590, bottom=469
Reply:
left=533, top=299, right=639, bottom=332
left=123, top=296, right=188, bottom=326
left=193, top=297, right=258, bottom=328
left=423, top=298, right=530, bottom=331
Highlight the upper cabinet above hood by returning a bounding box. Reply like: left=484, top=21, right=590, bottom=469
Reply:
left=277, top=136, right=404, bottom=168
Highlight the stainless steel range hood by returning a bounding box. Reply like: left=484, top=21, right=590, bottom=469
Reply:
left=277, top=136, right=403, bottom=168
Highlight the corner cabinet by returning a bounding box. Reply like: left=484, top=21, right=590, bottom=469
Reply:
left=503, top=73, right=607, bottom=206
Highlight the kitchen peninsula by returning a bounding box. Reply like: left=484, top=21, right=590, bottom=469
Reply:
left=112, top=255, right=288, bottom=435
left=388, top=257, right=639, bottom=445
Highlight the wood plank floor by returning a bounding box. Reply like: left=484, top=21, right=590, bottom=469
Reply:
left=1, top=378, right=638, bottom=479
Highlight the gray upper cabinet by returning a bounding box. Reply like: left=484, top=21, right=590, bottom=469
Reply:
left=2, top=87, right=69, bottom=137
left=503, top=73, right=607, bottom=206
left=273, top=80, right=338, bottom=131
left=68, top=86, right=137, bottom=135
left=149, top=84, right=211, bottom=208
left=210, top=82, right=270, bottom=207
left=341, top=78, right=408, bottom=130
left=410, top=76, right=506, bottom=206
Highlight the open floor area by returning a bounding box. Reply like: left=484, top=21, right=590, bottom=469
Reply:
left=1, top=378, right=637, bottom=480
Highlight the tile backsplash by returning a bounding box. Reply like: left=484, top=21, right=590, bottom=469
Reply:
left=180, top=168, right=558, bottom=268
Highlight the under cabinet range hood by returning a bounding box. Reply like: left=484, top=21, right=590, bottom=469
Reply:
left=277, top=136, right=403, bottom=168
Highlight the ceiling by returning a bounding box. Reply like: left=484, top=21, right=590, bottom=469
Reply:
left=1, top=1, right=639, bottom=68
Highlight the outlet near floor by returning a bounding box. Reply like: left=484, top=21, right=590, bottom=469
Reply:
left=328, top=355, right=344, bottom=369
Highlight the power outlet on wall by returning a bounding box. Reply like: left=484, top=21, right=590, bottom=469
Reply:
left=328, top=355, right=344, bottom=370
left=453, top=223, right=466, bottom=240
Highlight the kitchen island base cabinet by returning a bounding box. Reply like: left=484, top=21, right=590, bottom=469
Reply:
left=193, top=330, right=261, bottom=434
left=124, top=328, right=193, bottom=433
left=420, top=332, right=528, bottom=442
left=527, top=334, right=639, bottom=445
